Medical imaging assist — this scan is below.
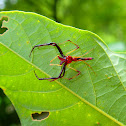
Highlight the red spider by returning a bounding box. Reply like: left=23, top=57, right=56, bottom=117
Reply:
left=29, top=40, right=94, bottom=80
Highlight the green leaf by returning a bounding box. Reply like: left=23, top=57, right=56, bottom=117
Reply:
left=0, top=11, right=125, bottom=126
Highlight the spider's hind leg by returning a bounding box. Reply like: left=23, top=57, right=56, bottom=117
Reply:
left=64, top=65, right=81, bottom=80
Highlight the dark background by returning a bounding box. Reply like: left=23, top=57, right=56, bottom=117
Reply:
left=0, top=0, right=126, bottom=125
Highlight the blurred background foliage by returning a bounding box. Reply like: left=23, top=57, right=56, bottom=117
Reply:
left=2, top=0, right=126, bottom=52
left=0, top=0, right=126, bottom=125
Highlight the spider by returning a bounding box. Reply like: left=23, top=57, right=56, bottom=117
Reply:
left=29, top=40, right=94, bottom=81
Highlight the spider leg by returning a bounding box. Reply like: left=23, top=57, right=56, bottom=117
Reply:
left=50, top=64, right=61, bottom=66
left=81, top=60, right=96, bottom=74
left=50, top=63, right=66, bottom=82
left=50, top=55, right=59, bottom=63
left=65, top=65, right=81, bottom=80
left=29, top=43, right=64, bottom=57
left=34, top=63, right=66, bottom=81
left=49, top=55, right=62, bottom=66
left=66, top=40, right=79, bottom=55
left=75, top=48, right=94, bottom=58
left=59, top=40, right=79, bottom=56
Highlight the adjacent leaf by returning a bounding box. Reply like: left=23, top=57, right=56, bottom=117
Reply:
left=0, top=11, right=125, bottom=126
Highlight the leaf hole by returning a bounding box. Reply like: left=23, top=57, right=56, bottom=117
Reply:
left=0, top=16, right=8, bottom=34
left=31, top=112, right=50, bottom=121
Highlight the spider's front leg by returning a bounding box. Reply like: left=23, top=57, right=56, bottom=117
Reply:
left=34, top=63, right=66, bottom=81
left=29, top=42, right=65, bottom=57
